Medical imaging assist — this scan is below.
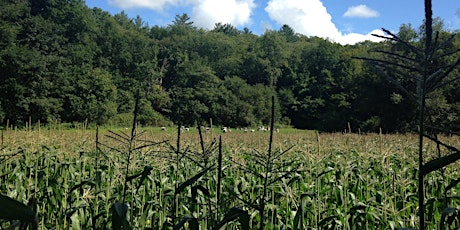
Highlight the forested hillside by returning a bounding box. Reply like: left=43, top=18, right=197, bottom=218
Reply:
left=1, top=0, right=459, bottom=132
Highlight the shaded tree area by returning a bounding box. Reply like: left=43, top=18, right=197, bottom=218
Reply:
left=0, top=0, right=458, bottom=132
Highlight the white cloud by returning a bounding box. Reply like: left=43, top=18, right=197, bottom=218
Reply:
left=339, top=29, right=385, bottom=44
left=266, top=0, right=340, bottom=39
left=343, top=5, right=380, bottom=18
left=109, top=0, right=181, bottom=10
left=109, top=0, right=256, bottom=29
left=265, top=0, right=383, bottom=45
left=191, top=0, right=256, bottom=29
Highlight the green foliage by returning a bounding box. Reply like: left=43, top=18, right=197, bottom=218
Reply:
left=2, top=126, right=460, bottom=229
left=63, top=68, right=117, bottom=125
left=0, top=194, right=37, bottom=226
left=357, top=2, right=460, bottom=228
left=0, top=0, right=458, bottom=133
left=212, top=22, right=240, bottom=36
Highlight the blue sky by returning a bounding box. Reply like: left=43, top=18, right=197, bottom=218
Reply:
left=85, top=0, right=460, bottom=44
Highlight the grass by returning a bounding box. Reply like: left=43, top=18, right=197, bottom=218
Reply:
left=1, top=124, right=460, bottom=229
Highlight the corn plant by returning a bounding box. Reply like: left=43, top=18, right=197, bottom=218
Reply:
left=98, top=90, right=166, bottom=229
left=228, top=96, right=300, bottom=229
left=1, top=122, right=460, bottom=229
left=0, top=188, right=37, bottom=229
left=356, top=0, right=460, bottom=228
left=154, top=120, right=250, bottom=229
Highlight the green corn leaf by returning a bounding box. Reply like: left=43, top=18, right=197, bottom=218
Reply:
left=70, top=211, right=82, bottom=230
left=136, top=166, right=154, bottom=192
left=318, top=215, right=337, bottom=228
left=293, top=206, right=303, bottom=230
left=111, top=202, right=131, bottom=230
left=317, top=166, right=334, bottom=177
left=175, top=166, right=213, bottom=195
left=422, top=151, right=460, bottom=176
left=286, top=172, right=301, bottom=186
left=96, top=170, right=102, bottom=188
left=91, top=211, right=107, bottom=228
left=69, top=180, right=95, bottom=194
left=445, top=178, right=460, bottom=193
left=300, top=193, right=315, bottom=200
left=0, top=194, right=36, bottom=222
left=66, top=205, right=87, bottom=217
left=126, top=172, right=143, bottom=182
left=190, top=184, right=210, bottom=213
left=227, top=186, right=262, bottom=211
left=269, top=167, right=301, bottom=186
left=349, top=202, right=366, bottom=214
left=216, top=207, right=250, bottom=230
left=191, top=184, right=210, bottom=199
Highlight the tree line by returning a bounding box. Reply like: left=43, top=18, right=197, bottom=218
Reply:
left=0, top=0, right=458, bottom=132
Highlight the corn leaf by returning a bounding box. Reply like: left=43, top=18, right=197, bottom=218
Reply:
left=445, top=178, right=460, bottom=193
left=69, top=180, right=95, bottom=194
left=293, top=206, right=303, bottom=230
left=0, top=194, right=35, bottom=222
left=421, top=151, right=460, bottom=176
left=111, top=202, right=131, bottom=230
left=216, top=207, right=250, bottom=230
left=135, top=166, right=154, bottom=192
left=175, top=165, right=213, bottom=195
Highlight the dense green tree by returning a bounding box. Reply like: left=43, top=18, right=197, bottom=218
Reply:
left=287, top=39, right=351, bottom=130
left=259, top=30, right=288, bottom=86
left=242, top=27, right=252, bottom=34
left=195, top=32, right=245, bottom=78
left=62, top=68, right=117, bottom=124
left=243, top=84, right=280, bottom=126
left=167, top=13, right=195, bottom=36
left=220, top=76, right=256, bottom=127
left=279, top=24, right=298, bottom=42
left=0, top=25, right=66, bottom=123
left=29, top=0, right=48, bottom=16
left=212, top=22, right=240, bottom=36
left=166, top=53, right=220, bottom=125
left=0, top=0, right=457, bottom=131
left=171, top=13, right=193, bottom=27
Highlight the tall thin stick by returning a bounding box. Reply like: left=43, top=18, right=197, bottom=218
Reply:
left=418, top=1, right=433, bottom=229
left=95, top=126, right=100, bottom=185
left=216, top=135, right=223, bottom=227
left=172, top=123, right=181, bottom=225
left=122, top=89, right=140, bottom=204
left=260, top=96, right=276, bottom=230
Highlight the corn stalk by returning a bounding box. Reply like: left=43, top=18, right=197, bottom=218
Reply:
left=355, top=0, right=460, bottom=228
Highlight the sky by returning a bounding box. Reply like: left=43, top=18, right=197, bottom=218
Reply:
left=85, top=0, right=460, bottom=45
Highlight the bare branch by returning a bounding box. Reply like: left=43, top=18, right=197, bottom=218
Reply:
left=354, top=56, right=420, bottom=72
left=373, top=50, right=418, bottom=63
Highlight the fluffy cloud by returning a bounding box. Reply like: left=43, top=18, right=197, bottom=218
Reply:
left=109, top=0, right=181, bottom=10
left=265, top=0, right=383, bottom=44
left=339, top=29, right=385, bottom=45
left=191, top=0, right=255, bottom=29
left=343, top=5, right=380, bottom=18
left=109, top=0, right=255, bottom=29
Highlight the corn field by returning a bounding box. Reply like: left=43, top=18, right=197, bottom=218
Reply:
left=1, top=125, right=460, bottom=229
